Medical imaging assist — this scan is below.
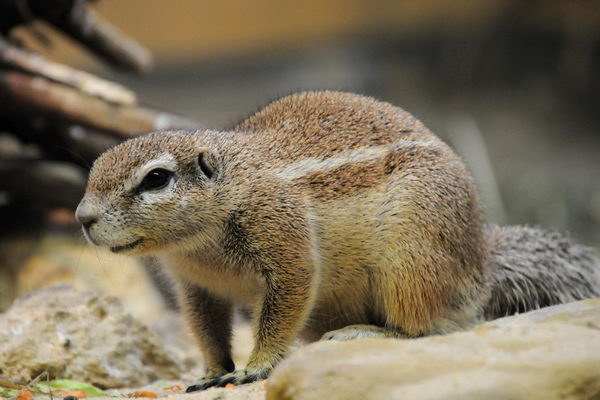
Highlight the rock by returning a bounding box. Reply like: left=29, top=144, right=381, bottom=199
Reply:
left=0, top=284, right=194, bottom=388
left=267, top=298, right=600, bottom=400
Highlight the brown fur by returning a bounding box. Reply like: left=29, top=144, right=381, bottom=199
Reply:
left=78, top=91, right=492, bottom=389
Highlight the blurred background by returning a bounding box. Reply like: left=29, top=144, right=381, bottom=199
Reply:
left=1, top=0, right=599, bottom=338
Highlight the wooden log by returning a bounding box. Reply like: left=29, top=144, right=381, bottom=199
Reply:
left=0, top=71, right=199, bottom=137
left=0, top=37, right=137, bottom=105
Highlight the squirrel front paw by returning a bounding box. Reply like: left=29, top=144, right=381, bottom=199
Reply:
left=186, top=367, right=270, bottom=392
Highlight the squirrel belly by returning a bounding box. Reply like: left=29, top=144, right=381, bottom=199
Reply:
left=77, top=91, right=600, bottom=390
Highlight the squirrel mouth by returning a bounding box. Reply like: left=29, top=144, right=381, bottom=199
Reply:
left=110, top=238, right=144, bottom=253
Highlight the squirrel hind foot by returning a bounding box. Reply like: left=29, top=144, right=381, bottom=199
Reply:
left=320, top=324, right=411, bottom=341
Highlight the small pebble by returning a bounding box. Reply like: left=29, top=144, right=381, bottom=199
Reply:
left=16, top=389, right=32, bottom=400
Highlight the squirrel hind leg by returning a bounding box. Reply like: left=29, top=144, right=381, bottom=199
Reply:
left=320, top=324, right=411, bottom=341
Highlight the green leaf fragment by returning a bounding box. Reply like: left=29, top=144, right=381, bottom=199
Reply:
left=34, top=380, right=109, bottom=397
left=153, top=381, right=168, bottom=387
left=0, top=388, right=18, bottom=398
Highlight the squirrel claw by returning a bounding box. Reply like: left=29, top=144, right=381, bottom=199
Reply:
left=185, top=384, right=204, bottom=393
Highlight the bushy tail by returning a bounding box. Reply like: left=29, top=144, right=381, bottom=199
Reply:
left=483, top=224, right=600, bottom=320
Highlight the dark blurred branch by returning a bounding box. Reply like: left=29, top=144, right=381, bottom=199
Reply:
left=52, top=1, right=153, bottom=73
left=0, top=159, right=86, bottom=209
left=0, top=116, right=120, bottom=167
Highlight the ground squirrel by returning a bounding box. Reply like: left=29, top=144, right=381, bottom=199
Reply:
left=76, top=91, right=600, bottom=390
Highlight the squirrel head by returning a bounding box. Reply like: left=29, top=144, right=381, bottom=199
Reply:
left=76, top=130, right=223, bottom=255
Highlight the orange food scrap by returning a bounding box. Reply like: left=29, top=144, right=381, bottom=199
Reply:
left=127, top=391, right=157, bottom=398
left=224, top=383, right=235, bottom=389
left=16, top=388, right=32, bottom=400
left=62, top=390, right=87, bottom=398
left=163, top=385, right=184, bottom=392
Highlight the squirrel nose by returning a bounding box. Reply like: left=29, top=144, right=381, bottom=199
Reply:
left=75, top=201, right=98, bottom=228
left=78, top=213, right=97, bottom=229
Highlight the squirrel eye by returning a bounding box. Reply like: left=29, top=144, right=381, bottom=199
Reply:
left=138, top=168, right=172, bottom=192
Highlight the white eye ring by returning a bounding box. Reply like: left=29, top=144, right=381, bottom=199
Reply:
left=127, top=153, right=177, bottom=193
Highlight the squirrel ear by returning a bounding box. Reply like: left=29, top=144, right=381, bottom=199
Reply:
left=197, top=150, right=217, bottom=179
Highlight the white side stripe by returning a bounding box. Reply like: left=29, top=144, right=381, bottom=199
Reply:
left=274, top=141, right=440, bottom=180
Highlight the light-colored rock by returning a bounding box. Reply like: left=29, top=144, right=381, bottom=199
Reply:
left=267, top=298, right=600, bottom=400
left=0, top=285, right=194, bottom=388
